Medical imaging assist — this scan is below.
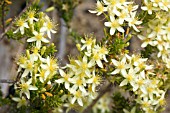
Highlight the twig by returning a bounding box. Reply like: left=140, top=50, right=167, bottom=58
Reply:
left=1, top=1, right=5, bottom=32
left=0, top=79, right=16, bottom=83
left=81, top=83, right=113, bottom=113
left=0, top=0, right=35, bottom=41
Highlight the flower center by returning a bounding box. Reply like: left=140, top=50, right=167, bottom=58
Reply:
left=76, top=79, right=83, bottom=85
left=36, top=34, right=43, bottom=40
left=47, top=21, right=53, bottom=29
left=21, top=83, right=29, bottom=91
left=127, top=74, right=133, bottom=81
left=111, top=21, right=119, bottom=28
left=18, top=20, right=24, bottom=26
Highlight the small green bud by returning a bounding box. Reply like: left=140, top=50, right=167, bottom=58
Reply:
left=45, top=7, right=55, bottom=12
left=39, top=12, right=44, bottom=19
left=59, top=90, right=63, bottom=94
left=76, top=44, right=81, bottom=51
left=51, top=43, right=55, bottom=46
left=26, top=50, right=30, bottom=59
left=41, top=88, right=46, bottom=92
left=41, top=46, right=46, bottom=55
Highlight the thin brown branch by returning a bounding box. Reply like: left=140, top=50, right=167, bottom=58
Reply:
left=0, top=79, right=16, bottom=83
left=0, top=0, right=35, bottom=41
left=81, top=83, right=113, bottom=113
left=2, top=1, right=5, bottom=32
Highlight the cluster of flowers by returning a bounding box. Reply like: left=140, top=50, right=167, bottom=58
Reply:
left=12, top=10, right=57, bottom=108
left=141, top=0, right=170, bottom=14
left=89, top=0, right=142, bottom=35
left=55, top=36, right=108, bottom=107
left=137, top=11, right=170, bottom=69
left=111, top=54, right=166, bottom=112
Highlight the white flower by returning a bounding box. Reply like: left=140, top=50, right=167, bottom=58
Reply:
left=55, top=69, right=72, bottom=89
left=131, top=72, right=146, bottom=91
left=90, top=53, right=104, bottom=68
left=87, top=71, right=101, bottom=92
left=74, top=55, right=93, bottom=77
left=27, top=31, right=49, bottom=48
left=104, top=16, right=125, bottom=35
left=124, top=4, right=138, bottom=13
left=12, top=96, right=27, bottom=108
left=140, top=80, right=161, bottom=100
left=116, top=9, right=130, bottom=24
left=165, top=58, right=170, bottom=68
left=134, top=59, right=153, bottom=72
left=81, top=38, right=96, bottom=51
left=36, top=69, right=46, bottom=83
left=19, top=59, right=34, bottom=77
left=154, top=35, right=167, bottom=51
left=13, top=18, right=29, bottom=35
left=30, top=47, right=40, bottom=61
left=89, top=1, right=107, bottom=15
left=40, top=15, right=57, bottom=39
left=41, top=56, right=58, bottom=78
left=157, top=48, right=170, bottom=61
left=93, top=45, right=108, bottom=62
left=17, top=78, right=38, bottom=99
left=159, top=0, right=170, bottom=11
left=162, top=22, right=170, bottom=40
left=70, top=76, right=87, bottom=94
left=27, top=10, right=38, bottom=24
left=137, top=35, right=155, bottom=48
left=70, top=90, right=85, bottom=106
left=87, top=85, right=98, bottom=99
left=119, top=67, right=136, bottom=86
left=152, top=91, right=166, bottom=109
left=148, top=22, right=165, bottom=38
left=151, top=0, right=162, bottom=7
left=141, top=1, right=156, bottom=15
left=126, top=11, right=142, bottom=32
left=139, top=97, right=153, bottom=112
left=111, top=56, right=130, bottom=75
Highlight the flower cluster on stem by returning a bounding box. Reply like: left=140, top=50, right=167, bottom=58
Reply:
left=89, top=0, right=142, bottom=35
left=55, top=36, right=109, bottom=107
left=111, top=54, right=166, bottom=112
left=12, top=10, right=57, bottom=107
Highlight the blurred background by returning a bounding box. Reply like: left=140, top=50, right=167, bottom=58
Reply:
left=0, top=0, right=169, bottom=112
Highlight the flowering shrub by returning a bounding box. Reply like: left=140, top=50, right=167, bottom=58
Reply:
left=0, top=0, right=170, bottom=113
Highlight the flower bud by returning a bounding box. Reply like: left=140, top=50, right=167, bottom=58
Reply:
left=76, top=44, right=81, bottom=51
left=26, top=50, right=30, bottom=59
left=41, top=46, right=46, bottom=55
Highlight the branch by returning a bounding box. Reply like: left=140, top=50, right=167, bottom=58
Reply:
left=1, top=1, right=5, bottom=32
left=81, top=83, right=113, bottom=113
left=0, top=79, right=16, bottom=83
left=0, top=0, right=35, bottom=41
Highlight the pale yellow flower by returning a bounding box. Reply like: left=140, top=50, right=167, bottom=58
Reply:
left=12, top=97, right=27, bottom=108
left=40, top=15, right=57, bottom=39
left=13, top=18, right=29, bottom=35
left=104, top=16, right=125, bottom=35
left=89, top=1, right=107, bottom=15
left=27, top=31, right=49, bottom=49
left=17, top=78, right=38, bottom=99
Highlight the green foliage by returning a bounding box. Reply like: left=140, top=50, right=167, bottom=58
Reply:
left=52, top=0, right=80, bottom=24
left=43, top=43, right=57, bottom=57
left=111, top=92, right=143, bottom=113
left=141, top=45, right=156, bottom=58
